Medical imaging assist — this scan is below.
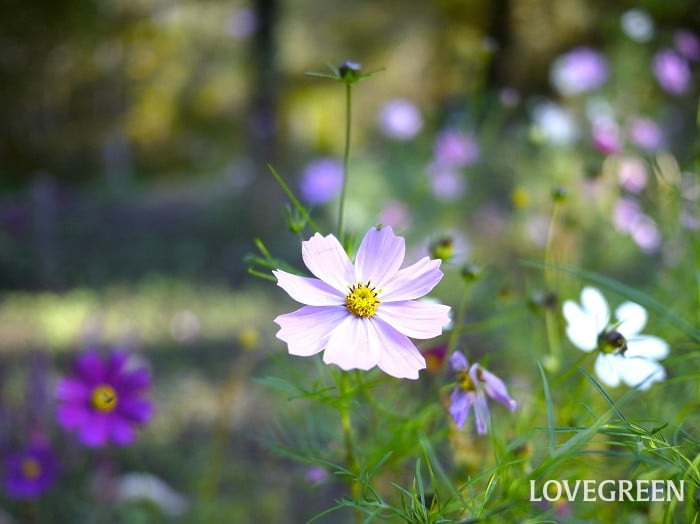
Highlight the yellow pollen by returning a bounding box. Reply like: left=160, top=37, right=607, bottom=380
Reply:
left=91, top=384, right=118, bottom=412
left=458, top=371, right=477, bottom=392
left=21, top=457, right=41, bottom=479
left=345, top=282, right=380, bottom=318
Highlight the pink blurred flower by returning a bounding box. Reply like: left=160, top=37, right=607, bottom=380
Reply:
left=613, top=198, right=643, bottom=233
left=617, top=156, right=648, bottom=193
left=653, top=50, right=691, bottom=95
left=378, top=200, right=412, bottom=231
left=377, top=98, right=423, bottom=140
left=273, top=227, right=450, bottom=379
left=592, top=122, right=623, bottom=155
left=427, top=165, right=467, bottom=202
left=433, top=129, right=480, bottom=168
left=630, top=215, right=662, bottom=253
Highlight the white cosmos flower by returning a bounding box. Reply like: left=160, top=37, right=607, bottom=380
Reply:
left=562, top=286, right=669, bottom=390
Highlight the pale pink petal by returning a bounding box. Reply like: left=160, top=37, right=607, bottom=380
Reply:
left=274, top=306, right=347, bottom=356
left=375, top=300, right=450, bottom=339
left=354, top=227, right=405, bottom=287
left=301, top=233, right=355, bottom=293
left=322, top=316, right=379, bottom=371
left=614, top=301, right=647, bottom=337
left=594, top=354, right=621, bottom=387
left=273, top=269, right=344, bottom=306
left=625, top=335, right=669, bottom=360
left=380, top=257, right=443, bottom=302
left=371, top=317, right=426, bottom=379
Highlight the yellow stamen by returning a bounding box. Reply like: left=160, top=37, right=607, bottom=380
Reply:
left=92, top=384, right=118, bottom=412
left=21, top=457, right=41, bottom=479
left=458, top=370, right=477, bottom=392
left=345, top=282, right=380, bottom=318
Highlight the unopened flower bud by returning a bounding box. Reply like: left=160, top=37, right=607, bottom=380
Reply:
left=429, top=236, right=454, bottom=263
left=551, top=186, right=568, bottom=202
left=338, top=61, right=361, bottom=81
left=527, top=290, right=558, bottom=313
left=460, top=263, right=482, bottom=283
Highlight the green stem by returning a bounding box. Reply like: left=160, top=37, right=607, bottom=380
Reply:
left=543, top=200, right=562, bottom=371
left=338, top=82, right=352, bottom=239
left=338, top=372, right=361, bottom=523
left=446, top=283, right=470, bottom=360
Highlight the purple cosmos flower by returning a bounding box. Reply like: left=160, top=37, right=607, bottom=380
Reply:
left=433, top=129, right=480, bottom=168
left=674, top=29, right=700, bottom=62
left=448, top=351, right=516, bottom=434
left=377, top=98, right=423, bottom=140
left=549, top=47, right=609, bottom=96
left=4, top=443, right=58, bottom=499
left=426, top=165, right=467, bottom=202
left=273, top=227, right=451, bottom=379
left=299, top=158, right=344, bottom=205
left=620, top=9, right=654, bottom=43
left=653, top=50, right=691, bottom=95
left=56, top=350, right=153, bottom=447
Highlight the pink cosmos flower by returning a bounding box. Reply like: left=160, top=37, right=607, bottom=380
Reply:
left=56, top=350, right=153, bottom=447
left=273, top=226, right=451, bottom=379
left=448, top=351, right=516, bottom=434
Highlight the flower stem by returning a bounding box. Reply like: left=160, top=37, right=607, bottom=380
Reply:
left=337, top=82, right=352, bottom=239
left=543, top=199, right=563, bottom=371
left=446, top=283, right=470, bottom=360
left=339, top=371, right=361, bottom=523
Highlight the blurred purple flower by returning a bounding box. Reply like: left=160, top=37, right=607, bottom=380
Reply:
left=550, top=47, right=609, bottom=96
left=427, top=165, right=467, bottom=202
left=613, top=198, right=642, bottom=233
left=630, top=215, right=662, bottom=253
left=674, top=29, right=700, bottom=61
left=299, top=158, right=344, bottom=205
left=305, top=466, right=328, bottom=485
left=592, top=122, right=622, bottom=155
left=628, top=117, right=665, bottom=151
left=56, top=350, right=153, bottom=448
left=226, top=8, right=257, bottom=39
left=653, top=50, right=691, bottom=95
left=433, top=129, right=480, bottom=168
left=4, top=443, right=58, bottom=499
left=617, top=156, right=648, bottom=193
left=448, top=351, right=516, bottom=434
left=377, top=98, right=423, bottom=140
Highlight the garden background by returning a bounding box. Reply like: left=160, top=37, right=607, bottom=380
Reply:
left=0, top=0, right=699, bottom=522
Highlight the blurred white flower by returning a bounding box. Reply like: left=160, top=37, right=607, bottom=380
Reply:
left=621, top=9, right=655, bottom=43
left=116, top=472, right=189, bottom=517
left=531, top=101, right=579, bottom=146
left=377, top=98, right=423, bottom=140
left=563, top=287, right=669, bottom=390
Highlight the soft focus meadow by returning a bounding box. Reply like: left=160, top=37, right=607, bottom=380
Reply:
left=1, top=1, right=699, bottom=523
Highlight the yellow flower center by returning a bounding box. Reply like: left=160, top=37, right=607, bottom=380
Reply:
left=458, top=367, right=482, bottom=392
left=345, top=282, right=380, bottom=318
left=21, top=457, right=41, bottom=480
left=91, top=384, right=118, bottom=412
